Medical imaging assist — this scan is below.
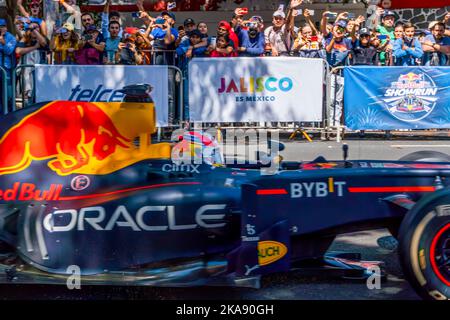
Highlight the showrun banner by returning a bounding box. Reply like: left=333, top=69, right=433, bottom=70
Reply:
left=35, top=64, right=169, bottom=126
left=344, top=67, right=450, bottom=130
left=189, top=57, right=324, bottom=123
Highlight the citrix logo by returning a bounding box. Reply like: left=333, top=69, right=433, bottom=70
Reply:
left=68, top=85, right=125, bottom=102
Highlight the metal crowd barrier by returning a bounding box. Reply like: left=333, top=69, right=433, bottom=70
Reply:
left=0, top=66, right=9, bottom=115
left=8, top=64, right=184, bottom=129
left=13, top=64, right=36, bottom=111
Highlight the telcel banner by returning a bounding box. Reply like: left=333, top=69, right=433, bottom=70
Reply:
left=188, top=57, right=324, bottom=122
left=344, top=67, right=450, bottom=130
left=35, top=65, right=169, bottom=126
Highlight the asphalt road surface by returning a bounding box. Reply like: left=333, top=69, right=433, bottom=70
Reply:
left=2, top=139, right=449, bottom=300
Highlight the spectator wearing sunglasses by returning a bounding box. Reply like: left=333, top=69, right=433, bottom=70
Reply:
left=51, top=22, right=79, bottom=64
left=350, top=28, right=378, bottom=65
left=238, top=17, right=265, bottom=57
left=17, top=0, right=48, bottom=37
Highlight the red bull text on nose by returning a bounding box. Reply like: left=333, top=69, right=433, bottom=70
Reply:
left=0, top=183, right=62, bottom=201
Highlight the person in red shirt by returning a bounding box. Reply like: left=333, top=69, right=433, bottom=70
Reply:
left=209, top=34, right=235, bottom=57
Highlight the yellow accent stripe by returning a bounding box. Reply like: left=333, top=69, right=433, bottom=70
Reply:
left=328, top=177, right=334, bottom=193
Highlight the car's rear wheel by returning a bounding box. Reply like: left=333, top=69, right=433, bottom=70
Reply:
left=398, top=189, right=450, bottom=300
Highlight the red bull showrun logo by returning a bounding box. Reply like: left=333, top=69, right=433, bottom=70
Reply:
left=382, top=72, right=439, bottom=122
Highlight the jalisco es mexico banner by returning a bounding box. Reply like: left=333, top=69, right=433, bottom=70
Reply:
left=343, top=67, right=450, bottom=131
left=188, top=57, right=324, bottom=123
left=35, top=65, right=169, bottom=126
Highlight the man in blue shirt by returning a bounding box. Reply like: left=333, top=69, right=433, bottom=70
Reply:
left=325, top=20, right=353, bottom=67
left=238, top=16, right=265, bottom=57
left=101, top=0, right=123, bottom=39
left=421, top=22, right=450, bottom=66
left=0, top=19, right=17, bottom=113
left=393, top=22, right=423, bottom=66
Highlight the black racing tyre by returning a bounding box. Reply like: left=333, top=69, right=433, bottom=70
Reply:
left=398, top=189, right=450, bottom=300
left=399, top=151, right=450, bottom=163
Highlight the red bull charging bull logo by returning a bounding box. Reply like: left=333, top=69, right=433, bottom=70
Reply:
left=382, top=72, right=439, bottom=122
left=0, top=100, right=169, bottom=176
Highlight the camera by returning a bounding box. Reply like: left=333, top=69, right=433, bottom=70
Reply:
left=83, top=34, right=93, bottom=41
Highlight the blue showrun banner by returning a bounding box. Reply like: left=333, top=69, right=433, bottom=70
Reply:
left=344, top=67, right=450, bottom=130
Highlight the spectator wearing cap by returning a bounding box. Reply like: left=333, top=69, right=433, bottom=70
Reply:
left=58, top=0, right=82, bottom=35
left=175, top=18, right=196, bottom=47
left=393, top=22, right=423, bottom=66
left=264, top=10, right=292, bottom=56
left=0, top=19, right=17, bottom=113
left=101, top=0, right=123, bottom=39
left=77, top=23, right=105, bottom=65
left=350, top=28, right=378, bottom=65
left=17, top=0, right=48, bottom=37
left=421, top=21, right=450, bottom=66
left=238, top=17, right=265, bottom=57
left=51, top=22, right=80, bottom=64
left=375, top=10, right=396, bottom=65
left=264, top=0, right=301, bottom=57
left=325, top=20, right=353, bottom=67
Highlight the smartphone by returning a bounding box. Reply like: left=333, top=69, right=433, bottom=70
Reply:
left=309, top=9, right=315, bottom=16
left=378, top=34, right=388, bottom=40
left=210, top=36, right=217, bottom=47
left=347, top=13, right=356, bottom=19
left=131, top=12, right=140, bottom=18
left=83, top=34, right=93, bottom=41
left=310, top=35, right=318, bottom=41
left=178, top=26, right=185, bottom=31
left=326, top=12, right=338, bottom=19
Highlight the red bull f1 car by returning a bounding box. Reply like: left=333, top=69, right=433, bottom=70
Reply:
left=0, top=85, right=449, bottom=300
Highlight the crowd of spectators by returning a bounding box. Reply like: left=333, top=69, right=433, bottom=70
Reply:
left=1, top=0, right=448, bottom=69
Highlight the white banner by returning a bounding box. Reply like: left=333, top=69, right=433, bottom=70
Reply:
left=35, top=65, right=169, bottom=126
left=189, top=57, right=324, bottom=122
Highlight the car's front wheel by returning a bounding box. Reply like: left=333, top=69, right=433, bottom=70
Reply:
left=398, top=189, right=450, bottom=300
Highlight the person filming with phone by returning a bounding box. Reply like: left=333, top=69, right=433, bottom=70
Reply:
left=77, top=15, right=105, bottom=65
left=293, top=9, right=324, bottom=59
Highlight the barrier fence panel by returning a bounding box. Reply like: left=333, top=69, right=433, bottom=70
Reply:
left=343, top=66, right=450, bottom=131
left=0, top=66, right=9, bottom=115
left=33, top=64, right=175, bottom=127
left=13, top=64, right=36, bottom=112
left=188, top=57, right=325, bottom=124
